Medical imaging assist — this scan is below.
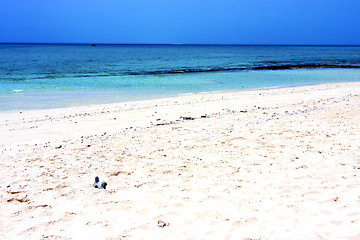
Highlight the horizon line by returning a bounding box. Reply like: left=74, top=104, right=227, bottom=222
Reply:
left=1, top=42, right=360, bottom=47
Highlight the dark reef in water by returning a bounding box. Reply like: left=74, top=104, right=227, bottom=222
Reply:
left=4, top=63, right=359, bottom=82
left=122, top=64, right=360, bottom=76
left=251, top=64, right=360, bottom=70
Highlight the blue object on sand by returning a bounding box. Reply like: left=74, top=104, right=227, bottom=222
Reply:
left=93, top=176, right=107, bottom=189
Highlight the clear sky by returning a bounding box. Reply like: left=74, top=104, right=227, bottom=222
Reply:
left=1, top=0, right=359, bottom=45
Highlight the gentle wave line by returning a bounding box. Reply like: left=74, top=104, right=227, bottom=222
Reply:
left=2, top=64, right=359, bottom=81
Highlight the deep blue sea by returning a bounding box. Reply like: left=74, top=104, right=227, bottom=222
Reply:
left=0, top=44, right=359, bottom=111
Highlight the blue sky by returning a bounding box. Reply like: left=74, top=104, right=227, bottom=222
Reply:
left=0, top=0, right=359, bottom=45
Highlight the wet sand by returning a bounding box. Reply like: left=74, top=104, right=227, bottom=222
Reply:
left=1, top=82, right=360, bottom=240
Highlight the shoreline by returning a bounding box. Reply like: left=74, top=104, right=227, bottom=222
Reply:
left=1, top=78, right=359, bottom=113
left=1, top=81, right=356, bottom=147
left=1, top=82, right=360, bottom=239
left=2, top=68, right=360, bottom=112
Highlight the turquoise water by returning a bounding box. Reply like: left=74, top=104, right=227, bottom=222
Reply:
left=1, top=44, right=360, bottom=111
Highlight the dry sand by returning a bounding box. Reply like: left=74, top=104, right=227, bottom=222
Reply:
left=1, top=82, right=360, bottom=240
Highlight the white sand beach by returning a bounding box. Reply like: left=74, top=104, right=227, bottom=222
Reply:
left=1, top=82, right=360, bottom=240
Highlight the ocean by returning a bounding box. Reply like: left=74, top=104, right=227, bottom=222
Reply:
left=0, top=44, right=359, bottom=111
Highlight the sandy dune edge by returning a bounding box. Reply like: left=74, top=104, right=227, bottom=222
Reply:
left=1, top=82, right=360, bottom=240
